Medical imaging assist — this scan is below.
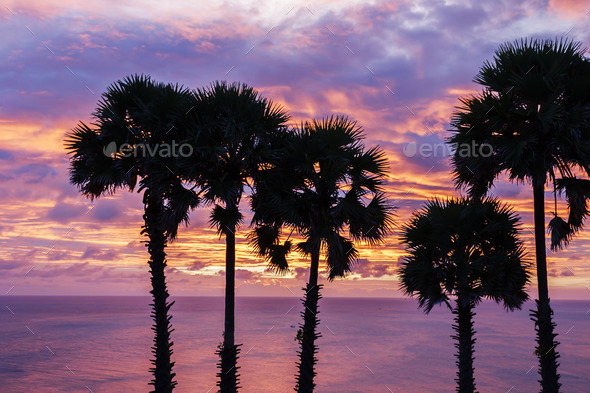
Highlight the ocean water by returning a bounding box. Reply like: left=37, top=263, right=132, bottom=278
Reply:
left=1, top=296, right=589, bottom=392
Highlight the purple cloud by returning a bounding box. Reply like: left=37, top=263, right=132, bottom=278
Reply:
left=0, top=150, right=14, bottom=160
left=46, top=250, right=72, bottom=261
left=26, top=262, right=103, bottom=278
left=353, top=258, right=396, bottom=278
left=90, top=201, right=122, bottom=222
left=0, top=258, right=27, bottom=270
left=81, top=247, right=118, bottom=261
left=14, top=163, right=57, bottom=183
left=46, top=201, right=88, bottom=223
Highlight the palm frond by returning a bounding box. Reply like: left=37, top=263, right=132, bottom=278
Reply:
left=248, top=224, right=293, bottom=273
left=210, top=204, right=243, bottom=236
left=326, top=234, right=358, bottom=280
left=347, top=192, right=396, bottom=244
left=556, top=177, right=590, bottom=232
left=399, top=255, right=451, bottom=313
left=248, top=224, right=281, bottom=257
left=163, top=183, right=200, bottom=240
left=548, top=215, right=572, bottom=251
left=65, top=122, right=136, bottom=199
left=265, top=241, right=292, bottom=274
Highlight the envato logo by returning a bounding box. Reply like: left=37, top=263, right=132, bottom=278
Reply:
left=103, top=141, right=194, bottom=158
left=402, top=141, right=494, bottom=158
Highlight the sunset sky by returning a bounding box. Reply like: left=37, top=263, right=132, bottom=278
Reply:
left=1, top=0, right=590, bottom=298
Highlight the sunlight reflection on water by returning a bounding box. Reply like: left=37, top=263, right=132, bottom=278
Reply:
left=1, top=296, right=588, bottom=392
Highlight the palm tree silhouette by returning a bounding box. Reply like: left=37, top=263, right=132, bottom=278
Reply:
left=400, top=197, right=530, bottom=393
left=66, top=75, right=199, bottom=393
left=250, top=116, right=394, bottom=393
left=183, top=81, right=290, bottom=392
left=448, top=38, right=590, bottom=391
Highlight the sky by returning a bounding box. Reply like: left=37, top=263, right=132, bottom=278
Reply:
left=1, top=0, right=590, bottom=298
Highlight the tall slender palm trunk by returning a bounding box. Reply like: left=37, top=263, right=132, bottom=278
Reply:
left=453, top=295, right=476, bottom=393
left=218, top=221, right=240, bottom=392
left=295, top=248, right=322, bottom=393
left=531, top=182, right=561, bottom=392
left=144, top=194, right=177, bottom=393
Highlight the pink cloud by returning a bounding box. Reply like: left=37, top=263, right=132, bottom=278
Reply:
left=548, top=0, right=590, bottom=18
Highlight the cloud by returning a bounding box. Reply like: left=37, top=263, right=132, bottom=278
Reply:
left=294, top=267, right=308, bottom=280
left=0, top=149, right=14, bottom=160
left=0, top=258, right=27, bottom=270
left=547, top=0, right=590, bottom=18
left=236, top=268, right=259, bottom=281
left=93, top=268, right=146, bottom=283
left=26, top=262, right=103, bottom=278
left=14, top=163, right=57, bottom=183
left=187, top=260, right=211, bottom=271
left=90, top=200, right=122, bottom=222
left=46, top=202, right=88, bottom=223
left=124, top=240, right=143, bottom=250
left=352, top=258, right=396, bottom=278
left=46, top=250, right=72, bottom=261
left=81, top=247, right=118, bottom=261
left=548, top=267, right=576, bottom=277
left=0, top=173, right=14, bottom=182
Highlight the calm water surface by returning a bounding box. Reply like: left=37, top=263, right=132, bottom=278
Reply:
left=1, top=296, right=589, bottom=392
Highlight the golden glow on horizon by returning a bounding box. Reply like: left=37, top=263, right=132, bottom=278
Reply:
left=2, top=93, right=590, bottom=298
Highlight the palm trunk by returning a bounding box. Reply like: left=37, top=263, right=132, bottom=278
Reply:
left=452, top=295, right=476, bottom=393
left=144, top=193, right=177, bottom=393
left=295, top=247, right=322, bottom=393
left=531, top=182, right=561, bottom=392
left=217, top=219, right=240, bottom=392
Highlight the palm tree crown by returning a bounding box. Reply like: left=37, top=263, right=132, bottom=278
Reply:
left=450, top=38, right=590, bottom=248
left=251, top=116, right=393, bottom=276
left=188, top=81, right=290, bottom=209
left=400, top=197, right=529, bottom=310
left=67, top=75, right=199, bottom=234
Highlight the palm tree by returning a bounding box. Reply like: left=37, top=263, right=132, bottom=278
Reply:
left=448, top=38, right=590, bottom=392
left=181, top=81, right=290, bottom=392
left=400, top=197, right=530, bottom=393
left=249, top=116, right=394, bottom=393
left=65, top=75, right=199, bottom=393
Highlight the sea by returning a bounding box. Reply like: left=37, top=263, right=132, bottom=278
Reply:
left=1, top=296, right=589, bottom=393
